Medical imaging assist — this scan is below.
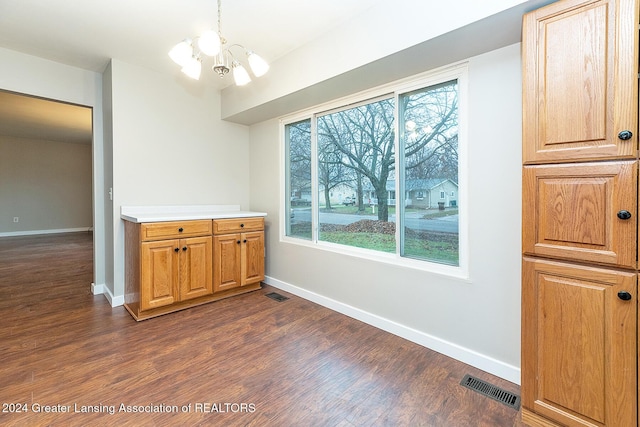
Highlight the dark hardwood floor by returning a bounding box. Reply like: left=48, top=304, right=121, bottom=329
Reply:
left=0, top=232, right=524, bottom=426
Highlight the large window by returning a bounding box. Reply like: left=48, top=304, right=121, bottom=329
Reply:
left=283, top=66, right=464, bottom=271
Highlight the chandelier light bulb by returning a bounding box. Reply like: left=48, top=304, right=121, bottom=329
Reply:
left=168, top=39, right=193, bottom=67
left=232, top=62, right=251, bottom=86
left=181, top=56, right=202, bottom=80
left=198, top=30, right=221, bottom=56
left=246, top=51, right=269, bottom=77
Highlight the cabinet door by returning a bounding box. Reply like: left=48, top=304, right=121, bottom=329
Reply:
left=522, top=0, right=638, bottom=163
left=241, top=231, right=264, bottom=286
left=523, top=161, right=637, bottom=268
left=213, top=233, right=241, bottom=293
left=141, top=239, right=179, bottom=310
left=522, top=257, right=636, bottom=426
left=179, top=236, right=213, bottom=301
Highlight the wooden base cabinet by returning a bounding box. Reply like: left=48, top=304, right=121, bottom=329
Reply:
left=522, top=258, right=637, bottom=426
left=212, top=217, right=265, bottom=293
left=124, top=217, right=264, bottom=321
left=139, top=235, right=213, bottom=310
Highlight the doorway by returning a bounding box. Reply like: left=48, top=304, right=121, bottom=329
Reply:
left=0, top=90, right=94, bottom=281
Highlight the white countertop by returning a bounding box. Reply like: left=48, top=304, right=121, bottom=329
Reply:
left=121, top=205, right=267, bottom=223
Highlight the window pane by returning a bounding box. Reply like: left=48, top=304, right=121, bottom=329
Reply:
left=316, top=97, right=396, bottom=252
left=400, top=80, right=459, bottom=265
left=285, top=119, right=312, bottom=240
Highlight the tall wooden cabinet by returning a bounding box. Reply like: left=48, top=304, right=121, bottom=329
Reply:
left=522, top=0, right=639, bottom=425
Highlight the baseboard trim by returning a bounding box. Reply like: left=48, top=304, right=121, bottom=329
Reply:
left=0, top=227, right=92, bottom=237
left=91, top=282, right=104, bottom=295
left=264, top=275, right=521, bottom=385
left=97, top=284, right=125, bottom=307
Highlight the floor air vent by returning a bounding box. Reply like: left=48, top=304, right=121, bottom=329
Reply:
left=265, top=292, right=289, bottom=302
left=460, top=374, right=520, bottom=410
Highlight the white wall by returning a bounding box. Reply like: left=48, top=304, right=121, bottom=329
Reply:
left=249, top=43, right=523, bottom=383
left=223, top=0, right=554, bottom=124
left=0, top=136, right=92, bottom=234
left=0, top=47, right=106, bottom=293
left=108, top=60, right=252, bottom=301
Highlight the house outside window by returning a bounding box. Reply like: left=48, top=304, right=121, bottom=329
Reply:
left=283, top=64, right=466, bottom=272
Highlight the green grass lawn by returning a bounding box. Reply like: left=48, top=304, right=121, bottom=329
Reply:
left=318, top=230, right=458, bottom=265
left=291, top=207, right=459, bottom=265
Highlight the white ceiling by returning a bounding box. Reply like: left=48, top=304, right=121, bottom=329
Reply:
left=0, top=0, right=381, bottom=87
left=0, top=0, right=381, bottom=143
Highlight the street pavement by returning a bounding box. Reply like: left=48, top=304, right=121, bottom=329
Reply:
left=291, top=208, right=458, bottom=233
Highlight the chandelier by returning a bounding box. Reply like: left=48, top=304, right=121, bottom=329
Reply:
left=168, top=0, right=269, bottom=85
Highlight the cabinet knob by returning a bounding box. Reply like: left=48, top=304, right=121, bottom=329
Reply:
left=182, top=246, right=187, bottom=251
left=178, top=227, right=184, bottom=232
left=174, top=247, right=179, bottom=252
left=618, top=130, right=633, bottom=140
left=237, top=240, right=241, bottom=244
left=243, top=239, right=247, bottom=243
left=618, top=291, right=632, bottom=301
left=240, top=223, right=245, bottom=228
left=617, top=210, right=632, bottom=220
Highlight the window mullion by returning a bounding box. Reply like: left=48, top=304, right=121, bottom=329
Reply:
left=395, top=91, right=404, bottom=258
left=310, top=115, right=319, bottom=243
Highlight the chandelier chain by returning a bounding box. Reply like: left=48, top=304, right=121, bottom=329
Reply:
left=217, top=0, right=223, bottom=40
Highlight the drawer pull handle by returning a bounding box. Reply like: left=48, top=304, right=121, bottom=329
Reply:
left=618, top=291, right=632, bottom=301
left=178, top=227, right=184, bottom=232
left=618, top=130, right=633, bottom=140
left=617, top=210, right=632, bottom=220
left=240, top=223, right=245, bottom=228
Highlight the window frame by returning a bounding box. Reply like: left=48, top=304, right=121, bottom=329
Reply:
left=280, top=62, right=469, bottom=279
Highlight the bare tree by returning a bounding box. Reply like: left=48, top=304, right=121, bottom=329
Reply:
left=402, top=81, right=458, bottom=185
left=318, top=141, right=353, bottom=209
left=318, top=98, right=395, bottom=221
left=297, top=80, right=458, bottom=225
left=287, top=120, right=312, bottom=203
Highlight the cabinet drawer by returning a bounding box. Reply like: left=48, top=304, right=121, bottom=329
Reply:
left=213, top=217, right=264, bottom=234
left=141, top=220, right=212, bottom=241
left=522, top=161, right=637, bottom=268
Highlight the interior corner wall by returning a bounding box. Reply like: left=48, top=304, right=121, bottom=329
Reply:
left=0, top=46, right=106, bottom=295
left=0, top=136, right=92, bottom=233
left=102, top=61, right=115, bottom=300
left=108, top=59, right=252, bottom=302
left=249, top=43, right=523, bottom=383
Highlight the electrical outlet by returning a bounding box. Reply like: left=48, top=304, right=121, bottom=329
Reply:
left=13, top=217, right=19, bottom=223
